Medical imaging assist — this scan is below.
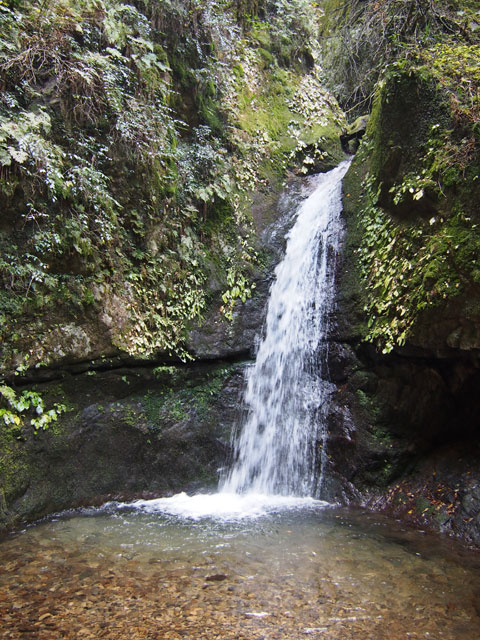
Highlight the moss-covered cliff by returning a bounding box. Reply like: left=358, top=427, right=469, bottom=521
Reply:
left=0, top=0, right=346, bottom=376
left=321, top=0, right=480, bottom=544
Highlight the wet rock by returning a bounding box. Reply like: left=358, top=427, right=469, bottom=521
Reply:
left=187, top=285, right=268, bottom=360
left=462, top=485, right=480, bottom=517
left=326, top=72, right=480, bottom=544
left=340, top=114, right=369, bottom=154
left=0, top=362, right=248, bottom=531
left=188, top=177, right=310, bottom=360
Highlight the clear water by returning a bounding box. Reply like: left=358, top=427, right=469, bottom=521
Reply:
left=1, top=501, right=480, bottom=639
left=222, top=161, right=351, bottom=497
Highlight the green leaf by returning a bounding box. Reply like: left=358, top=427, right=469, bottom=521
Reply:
left=8, top=146, right=28, bottom=163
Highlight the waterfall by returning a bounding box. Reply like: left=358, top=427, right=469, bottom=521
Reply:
left=221, top=160, right=351, bottom=498
left=128, top=160, right=351, bottom=519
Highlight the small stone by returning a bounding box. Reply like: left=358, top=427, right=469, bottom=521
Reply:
left=38, top=613, right=53, bottom=621
left=205, top=574, right=228, bottom=582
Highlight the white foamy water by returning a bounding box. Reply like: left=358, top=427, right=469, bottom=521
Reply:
left=127, top=491, right=325, bottom=520
left=222, top=161, right=351, bottom=497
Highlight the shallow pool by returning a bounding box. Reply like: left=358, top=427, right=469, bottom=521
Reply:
left=1, top=494, right=479, bottom=639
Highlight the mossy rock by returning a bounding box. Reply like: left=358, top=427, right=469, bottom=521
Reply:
left=0, top=363, right=246, bottom=531
left=250, top=24, right=271, bottom=49
left=368, top=67, right=452, bottom=217
left=341, top=114, right=369, bottom=153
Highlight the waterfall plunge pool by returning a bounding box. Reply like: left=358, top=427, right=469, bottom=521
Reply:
left=1, top=494, right=480, bottom=639
left=2, top=162, right=480, bottom=637
left=2, top=164, right=478, bottom=637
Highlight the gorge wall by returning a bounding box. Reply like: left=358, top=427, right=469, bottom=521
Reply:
left=319, top=0, right=480, bottom=545
left=0, top=165, right=318, bottom=530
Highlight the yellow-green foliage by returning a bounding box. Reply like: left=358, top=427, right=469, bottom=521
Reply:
left=420, top=44, right=480, bottom=125
left=0, top=380, right=66, bottom=510
left=359, top=172, right=480, bottom=352
left=0, top=384, right=66, bottom=432
left=0, top=0, right=205, bottom=364
left=0, top=1, right=238, bottom=366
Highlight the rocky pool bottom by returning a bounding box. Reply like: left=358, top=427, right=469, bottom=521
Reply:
left=1, top=494, right=480, bottom=640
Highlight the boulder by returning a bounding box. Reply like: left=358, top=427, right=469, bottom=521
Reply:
left=0, top=362, right=247, bottom=531
left=340, top=114, right=370, bottom=154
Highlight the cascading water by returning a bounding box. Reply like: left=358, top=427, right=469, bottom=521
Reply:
left=125, top=160, right=351, bottom=518
left=221, top=160, right=351, bottom=498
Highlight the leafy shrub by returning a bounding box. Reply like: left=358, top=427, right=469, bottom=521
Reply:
left=0, top=384, right=66, bottom=432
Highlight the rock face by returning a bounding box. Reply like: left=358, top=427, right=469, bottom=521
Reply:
left=0, top=363, right=247, bottom=531
left=187, top=178, right=312, bottom=359
left=0, top=0, right=349, bottom=378
left=323, top=64, right=480, bottom=546
left=0, top=175, right=314, bottom=533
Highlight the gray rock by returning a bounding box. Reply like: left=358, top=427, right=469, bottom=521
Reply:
left=0, top=362, right=248, bottom=532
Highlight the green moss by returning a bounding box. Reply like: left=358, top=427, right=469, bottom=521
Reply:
left=351, top=62, right=480, bottom=353
left=234, top=62, right=345, bottom=177
left=144, top=390, right=188, bottom=426
left=416, top=496, right=434, bottom=516
left=359, top=191, right=480, bottom=351
left=0, top=427, right=29, bottom=507
left=377, top=462, right=395, bottom=485
left=197, top=80, right=226, bottom=136
left=369, top=425, right=393, bottom=447
left=257, top=47, right=274, bottom=68
left=420, top=43, right=480, bottom=124
left=415, top=496, right=449, bottom=524
left=143, top=364, right=234, bottom=431
left=232, top=63, right=245, bottom=80
left=250, top=23, right=271, bottom=49
left=355, top=387, right=384, bottom=425
left=360, top=459, right=396, bottom=487
left=205, top=198, right=235, bottom=231
left=236, top=71, right=297, bottom=145
left=393, top=491, right=408, bottom=506
left=190, top=366, right=233, bottom=418
left=367, top=66, right=452, bottom=197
